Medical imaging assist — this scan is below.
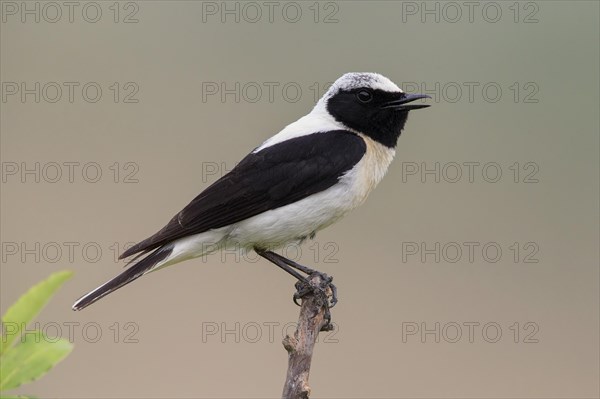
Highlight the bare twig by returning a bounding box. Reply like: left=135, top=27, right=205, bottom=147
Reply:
left=281, top=274, right=334, bottom=399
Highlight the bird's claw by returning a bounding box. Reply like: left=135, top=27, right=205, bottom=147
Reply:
left=291, top=272, right=336, bottom=332
left=292, top=272, right=338, bottom=309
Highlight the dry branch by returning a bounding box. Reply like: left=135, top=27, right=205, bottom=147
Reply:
left=281, top=274, right=334, bottom=399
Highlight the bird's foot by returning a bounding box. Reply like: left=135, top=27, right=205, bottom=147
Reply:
left=293, top=272, right=337, bottom=331
left=293, top=272, right=337, bottom=307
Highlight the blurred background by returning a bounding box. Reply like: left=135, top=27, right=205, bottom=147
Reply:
left=1, top=1, right=598, bottom=398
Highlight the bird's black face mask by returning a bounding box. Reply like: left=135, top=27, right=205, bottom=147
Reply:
left=327, top=88, right=430, bottom=148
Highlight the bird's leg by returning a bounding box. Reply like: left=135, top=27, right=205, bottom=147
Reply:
left=255, top=249, right=307, bottom=281
left=262, top=252, right=317, bottom=275
left=255, top=249, right=337, bottom=329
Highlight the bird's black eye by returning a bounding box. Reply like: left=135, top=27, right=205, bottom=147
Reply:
left=356, top=90, right=373, bottom=103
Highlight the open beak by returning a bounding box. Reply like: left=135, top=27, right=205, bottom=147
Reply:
left=382, top=93, right=431, bottom=111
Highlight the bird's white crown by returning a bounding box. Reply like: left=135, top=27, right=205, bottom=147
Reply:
left=324, top=72, right=403, bottom=98
left=310, top=72, right=403, bottom=120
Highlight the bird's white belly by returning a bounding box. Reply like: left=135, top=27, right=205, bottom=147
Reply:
left=226, top=183, right=354, bottom=249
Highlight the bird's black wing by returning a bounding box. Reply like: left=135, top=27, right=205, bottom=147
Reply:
left=120, top=130, right=366, bottom=259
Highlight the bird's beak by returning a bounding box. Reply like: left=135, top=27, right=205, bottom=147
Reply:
left=382, top=93, right=431, bottom=111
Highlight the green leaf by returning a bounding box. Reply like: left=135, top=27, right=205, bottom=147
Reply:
left=0, top=331, right=73, bottom=391
left=1, top=271, right=73, bottom=355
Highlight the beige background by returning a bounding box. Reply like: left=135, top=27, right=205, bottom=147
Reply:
left=1, top=1, right=599, bottom=398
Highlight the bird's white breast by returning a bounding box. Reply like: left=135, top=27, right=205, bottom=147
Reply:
left=343, top=133, right=396, bottom=208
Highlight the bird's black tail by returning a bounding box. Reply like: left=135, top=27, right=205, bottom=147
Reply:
left=72, top=245, right=174, bottom=311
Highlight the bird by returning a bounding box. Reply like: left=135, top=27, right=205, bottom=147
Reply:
left=72, top=72, right=431, bottom=312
